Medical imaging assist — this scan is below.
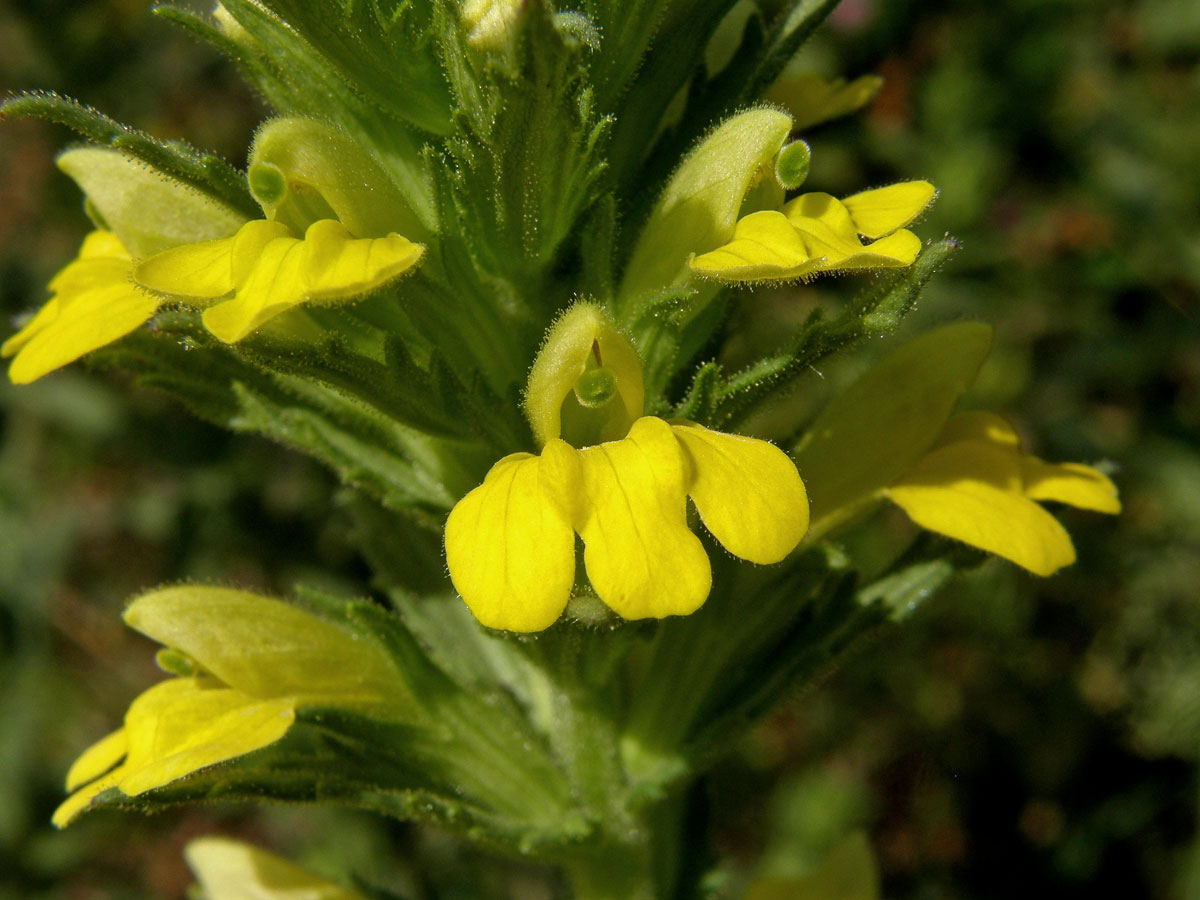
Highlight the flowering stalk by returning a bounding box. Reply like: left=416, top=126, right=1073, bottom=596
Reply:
left=3, top=1, right=1118, bottom=896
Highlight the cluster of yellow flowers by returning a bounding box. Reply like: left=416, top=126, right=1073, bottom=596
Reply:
left=3, top=75, right=1121, bottom=832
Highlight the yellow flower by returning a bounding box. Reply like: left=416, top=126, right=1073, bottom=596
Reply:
left=1, top=231, right=157, bottom=384
left=4, top=217, right=424, bottom=383
left=54, top=586, right=407, bottom=827
left=886, top=410, right=1120, bottom=575
left=690, top=180, right=936, bottom=282
left=134, top=218, right=424, bottom=343
left=795, top=323, right=1120, bottom=575
left=444, top=304, right=809, bottom=632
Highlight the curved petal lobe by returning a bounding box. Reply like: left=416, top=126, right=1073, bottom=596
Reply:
left=887, top=441, right=1077, bottom=576
left=578, top=417, right=711, bottom=620
left=1022, top=458, right=1121, bottom=513
left=690, top=210, right=816, bottom=281
left=672, top=423, right=809, bottom=564
left=4, top=232, right=158, bottom=384
left=445, top=442, right=581, bottom=632
left=842, top=181, right=936, bottom=239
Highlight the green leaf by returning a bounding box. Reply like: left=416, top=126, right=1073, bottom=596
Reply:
left=1, top=92, right=259, bottom=218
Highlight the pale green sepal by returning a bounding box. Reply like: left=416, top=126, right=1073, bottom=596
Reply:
left=57, top=147, right=246, bottom=258
left=248, top=118, right=432, bottom=239
left=122, top=585, right=406, bottom=705
left=796, top=322, right=994, bottom=527
left=619, top=108, right=793, bottom=309
left=186, top=837, right=369, bottom=900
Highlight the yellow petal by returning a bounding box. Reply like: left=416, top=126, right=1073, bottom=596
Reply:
left=134, top=220, right=291, bottom=300
left=783, top=191, right=861, bottom=243
left=689, top=210, right=817, bottom=282
left=812, top=229, right=922, bottom=272
left=796, top=322, right=995, bottom=525
left=784, top=192, right=921, bottom=271
left=54, top=678, right=295, bottom=827
left=672, top=423, right=809, bottom=564
left=201, top=232, right=307, bottom=342
left=578, top=417, right=711, bottom=620
left=52, top=769, right=124, bottom=828
left=842, top=181, right=936, bottom=239
left=64, top=728, right=128, bottom=791
left=201, top=219, right=424, bottom=343
left=186, top=837, right=369, bottom=900
left=298, top=219, right=424, bottom=301
left=1, top=297, right=60, bottom=358
left=115, top=678, right=295, bottom=797
left=936, top=410, right=1022, bottom=449
left=5, top=233, right=158, bottom=384
left=445, top=440, right=582, bottom=632
left=765, top=73, right=884, bottom=131
left=1021, top=458, right=1121, bottom=514
left=887, top=441, right=1077, bottom=576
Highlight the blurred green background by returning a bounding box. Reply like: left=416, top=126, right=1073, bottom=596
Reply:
left=0, top=1, right=1197, bottom=898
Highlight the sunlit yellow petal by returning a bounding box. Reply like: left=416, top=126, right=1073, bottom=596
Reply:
left=6, top=248, right=158, bottom=385
left=816, top=229, right=922, bottom=271
left=64, top=728, right=128, bottom=792
left=689, top=210, right=817, bottom=281
left=445, top=440, right=582, bottom=632
left=796, top=322, right=995, bottom=525
left=52, top=770, right=124, bottom=828
left=936, top=410, right=1022, bottom=449
left=672, top=422, right=809, bottom=564
left=54, top=679, right=294, bottom=827
left=766, top=73, right=883, bottom=131
left=578, top=417, right=711, bottom=620
left=115, top=678, right=295, bottom=797
left=887, top=441, right=1076, bottom=576
left=784, top=192, right=921, bottom=271
left=201, top=220, right=424, bottom=343
left=783, top=191, right=860, bottom=243
left=1, top=297, right=60, bottom=358
left=298, top=219, right=424, bottom=301
left=1022, top=458, right=1121, bottom=514
left=134, top=220, right=292, bottom=300
left=842, top=181, right=936, bottom=239
left=201, top=233, right=306, bottom=342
